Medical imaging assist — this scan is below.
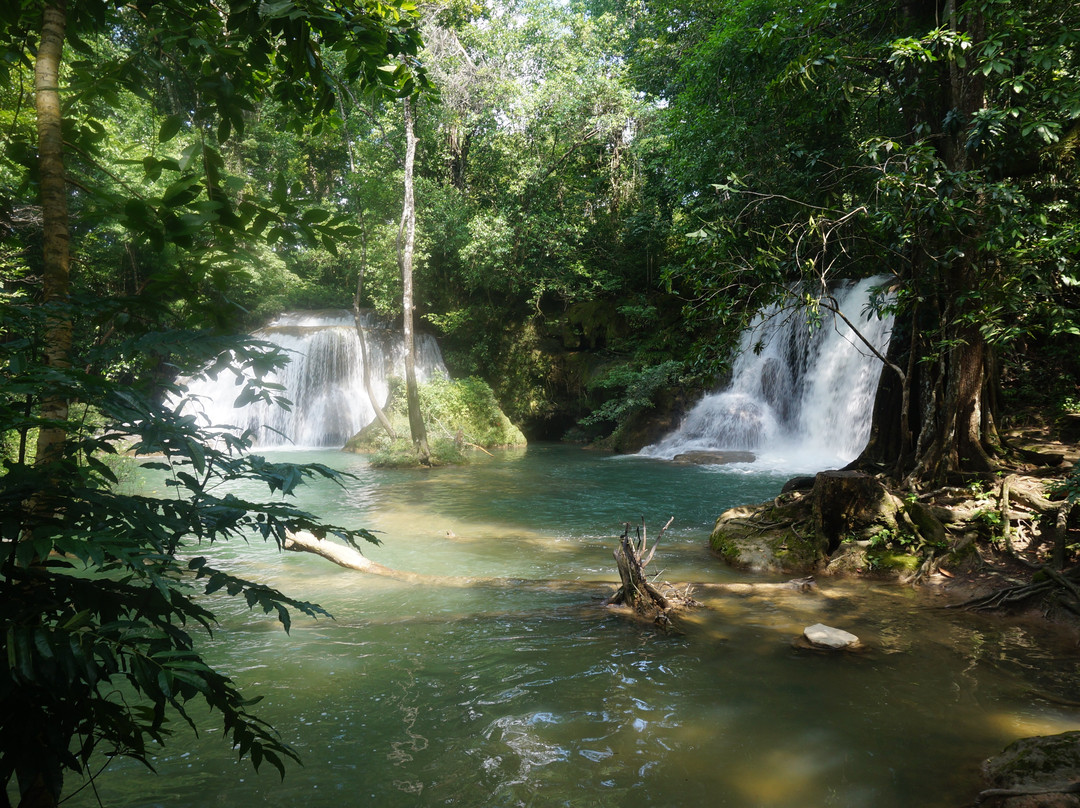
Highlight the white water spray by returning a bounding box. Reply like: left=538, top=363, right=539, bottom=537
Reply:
left=641, top=277, right=894, bottom=471
left=174, top=310, right=446, bottom=448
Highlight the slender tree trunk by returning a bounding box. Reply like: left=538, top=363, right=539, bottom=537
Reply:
left=397, top=96, right=429, bottom=463
left=353, top=214, right=396, bottom=439
left=19, top=9, right=70, bottom=807
left=33, top=0, right=71, bottom=472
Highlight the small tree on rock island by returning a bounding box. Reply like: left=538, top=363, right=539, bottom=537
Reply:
left=0, top=2, right=424, bottom=806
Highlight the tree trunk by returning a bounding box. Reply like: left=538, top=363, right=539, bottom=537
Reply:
left=857, top=2, right=998, bottom=486
left=858, top=290, right=999, bottom=485
left=352, top=215, right=396, bottom=439
left=606, top=518, right=699, bottom=628
left=18, top=7, right=70, bottom=806
left=397, top=96, right=430, bottom=463
left=33, top=0, right=71, bottom=472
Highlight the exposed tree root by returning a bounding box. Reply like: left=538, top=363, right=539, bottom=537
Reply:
left=974, top=781, right=1080, bottom=805
left=950, top=564, right=1080, bottom=613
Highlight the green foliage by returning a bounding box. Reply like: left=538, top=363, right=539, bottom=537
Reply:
left=0, top=1, right=429, bottom=803
left=581, top=360, right=683, bottom=429
left=974, top=508, right=1004, bottom=531
left=400, top=0, right=669, bottom=416
left=863, top=527, right=920, bottom=572
left=0, top=303, right=380, bottom=801
left=1063, top=466, right=1080, bottom=505
left=0, top=0, right=427, bottom=333
left=347, top=374, right=526, bottom=457
left=431, top=315, right=558, bottom=429
left=418, top=374, right=527, bottom=448
left=368, top=436, right=467, bottom=468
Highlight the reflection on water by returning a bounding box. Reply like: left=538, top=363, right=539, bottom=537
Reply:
left=77, top=445, right=1078, bottom=807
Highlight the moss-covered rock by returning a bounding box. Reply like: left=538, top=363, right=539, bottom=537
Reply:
left=981, top=731, right=1080, bottom=806
left=343, top=374, right=526, bottom=455
left=366, top=437, right=467, bottom=468
left=709, top=494, right=826, bottom=573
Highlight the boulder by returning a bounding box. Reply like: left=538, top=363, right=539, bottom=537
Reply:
left=709, top=494, right=825, bottom=573
left=980, top=732, right=1080, bottom=807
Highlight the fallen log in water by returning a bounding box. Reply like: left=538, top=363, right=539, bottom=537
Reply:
left=284, top=529, right=599, bottom=593
left=694, top=577, right=817, bottom=596
left=283, top=529, right=819, bottom=604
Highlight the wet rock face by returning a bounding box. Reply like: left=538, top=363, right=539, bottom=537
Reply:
left=980, top=732, right=1080, bottom=808
left=672, top=451, right=756, bottom=465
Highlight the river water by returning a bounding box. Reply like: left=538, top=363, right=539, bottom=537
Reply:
left=75, top=445, right=1078, bottom=807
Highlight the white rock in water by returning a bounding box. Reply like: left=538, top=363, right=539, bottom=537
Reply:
left=803, top=623, right=859, bottom=649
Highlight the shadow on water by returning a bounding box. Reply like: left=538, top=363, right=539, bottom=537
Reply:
left=83, top=445, right=1079, bottom=808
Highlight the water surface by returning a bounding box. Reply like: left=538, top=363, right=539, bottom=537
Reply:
left=75, top=445, right=1079, bottom=807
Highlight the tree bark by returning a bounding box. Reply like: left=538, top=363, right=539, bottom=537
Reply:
left=18, top=6, right=70, bottom=807
left=606, top=518, right=700, bottom=628
left=397, top=95, right=430, bottom=464
left=33, top=0, right=72, bottom=471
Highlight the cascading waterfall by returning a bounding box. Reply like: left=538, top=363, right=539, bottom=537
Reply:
left=641, top=277, right=894, bottom=470
left=175, top=310, right=447, bottom=448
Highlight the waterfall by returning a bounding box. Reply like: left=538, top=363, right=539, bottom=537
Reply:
left=641, top=277, right=894, bottom=470
left=175, top=310, right=447, bottom=449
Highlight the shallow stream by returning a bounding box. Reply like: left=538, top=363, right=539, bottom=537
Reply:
left=75, top=445, right=1079, bottom=807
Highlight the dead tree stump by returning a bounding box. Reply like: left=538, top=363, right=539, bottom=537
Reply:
left=607, top=517, right=701, bottom=628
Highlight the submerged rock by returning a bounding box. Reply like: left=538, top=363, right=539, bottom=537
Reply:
left=672, top=450, right=756, bottom=465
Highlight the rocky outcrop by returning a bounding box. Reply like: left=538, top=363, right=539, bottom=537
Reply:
left=710, top=470, right=951, bottom=575
left=978, top=732, right=1080, bottom=807
left=709, top=494, right=822, bottom=573
left=672, top=450, right=756, bottom=465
